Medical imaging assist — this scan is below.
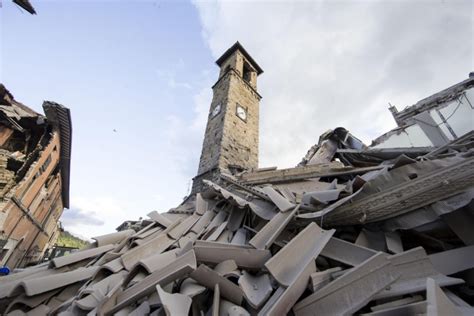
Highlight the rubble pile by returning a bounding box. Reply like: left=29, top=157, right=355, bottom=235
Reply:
left=0, top=129, right=473, bottom=315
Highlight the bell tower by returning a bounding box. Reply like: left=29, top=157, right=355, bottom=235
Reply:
left=192, top=42, right=263, bottom=193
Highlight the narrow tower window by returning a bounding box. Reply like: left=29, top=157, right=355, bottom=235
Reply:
left=242, top=62, right=252, bottom=83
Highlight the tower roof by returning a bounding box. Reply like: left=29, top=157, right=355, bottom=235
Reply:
left=215, top=41, right=264, bottom=75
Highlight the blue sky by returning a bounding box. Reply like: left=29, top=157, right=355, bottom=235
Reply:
left=1, top=0, right=215, bottom=238
left=1, top=0, right=472, bottom=239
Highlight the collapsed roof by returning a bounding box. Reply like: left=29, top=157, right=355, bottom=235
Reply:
left=0, top=75, right=472, bottom=315
left=0, top=84, right=72, bottom=270
left=0, top=85, right=72, bottom=209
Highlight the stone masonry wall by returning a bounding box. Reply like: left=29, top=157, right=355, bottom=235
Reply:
left=196, top=74, right=231, bottom=176
left=193, top=48, right=261, bottom=194
left=219, top=71, right=260, bottom=171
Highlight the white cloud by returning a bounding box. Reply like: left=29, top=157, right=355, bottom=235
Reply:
left=61, top=64, right=214, bottom=239
left=60, top=207, right=104, bottom=227
left=167, top=77, right=193, bottom=90
left=161, top=71, right=213, bottom=176
left=191, top=84, right=213, bottom=132
left=61, top=196, right=128, bottom=239
left=193, top=0, right=473, bottom=168
left=156, top=59, right=194, bottom=90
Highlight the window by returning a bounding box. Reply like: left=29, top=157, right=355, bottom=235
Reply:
left=41, top=154, right=52, bottom=173
left=242, top=62, right=252, bottom=83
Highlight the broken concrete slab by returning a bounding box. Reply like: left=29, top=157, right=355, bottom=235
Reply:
left=320, top=236, right=378, bottom=266
left=265, top=222, right=334, bottom=286
left=293, top=253, right=399, bottom=316
left=321, top=155, right=474, bottom=226
left=179, top=278, right=206, bottom=298
left=374, top=247, right=465, bottom=300
left=249, top=205, right=299, bottom=250
left=261, top=186, right=295, bottom=212
left=92, top=230, right=134, bottom=248
left=309, top=267, right=342, bottom=292
left=167, top=214, right=200, bottom=240
left=238, top=271, right=272, bottom=309
left=426, top=278, right=463, bottom=316
left=363, top=301, right=427, bottom=316
left=194, top=240, right=271, bottom=269
left=156, top=284, right=192, bottom=316
left=259, top=260, right=316, bottom=316
left=385, top=231, right=403, bottom=254
left=120, top=232, right=176, bottom=271
left=429, top=245, right=474, bottom=275
left=220, top=298, right=251, bottom=316
left=212, top=283, right=220, bottom=316
left=50, top=244, right=115, bottom=269
left=10, top=266, right=98, bottom=297
left=109, top=250, right=196, bottom=314
left=214, top=259, right=238, bottom=277
left=190, top=264, right=243, bottom=305
left=355, top=229, right=387, bottom=252
left=370, top=295, right=424, bottom=312
left=195, top=193, right=209, bottom=216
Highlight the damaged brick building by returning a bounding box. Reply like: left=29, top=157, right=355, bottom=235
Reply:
left=0, top=84, right=71, bottom=269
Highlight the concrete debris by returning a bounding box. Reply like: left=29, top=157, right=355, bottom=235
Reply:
left=294, top=253, right=398, bottom=316
left=156, top=284, right=192, bottom=316
left=238, top=271, right=272, bottom=309
left=1, top=140, right=472, bottom=315
left=1, top=53, right=473, bottom=314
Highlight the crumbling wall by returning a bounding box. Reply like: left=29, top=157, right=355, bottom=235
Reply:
left=0, top=85, right=69, bottom=268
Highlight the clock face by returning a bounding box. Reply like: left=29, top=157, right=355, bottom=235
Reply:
left=236, top=105, right=247, bottom=121
left=211, top=104, right=221, bottom=118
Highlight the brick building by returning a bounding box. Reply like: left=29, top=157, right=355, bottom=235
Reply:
left=0, top=84, right=71, bottom=268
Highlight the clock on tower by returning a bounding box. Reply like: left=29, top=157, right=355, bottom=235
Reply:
left=236, top=104, right=247, bottom=121
left=192, top=42, right=263, bottom=193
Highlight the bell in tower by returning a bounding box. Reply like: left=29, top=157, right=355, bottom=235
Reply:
left=192, top=42, right=263, bottom=193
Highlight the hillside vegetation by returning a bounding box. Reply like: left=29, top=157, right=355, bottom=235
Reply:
left=56, top=230, right=90, bottom=249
